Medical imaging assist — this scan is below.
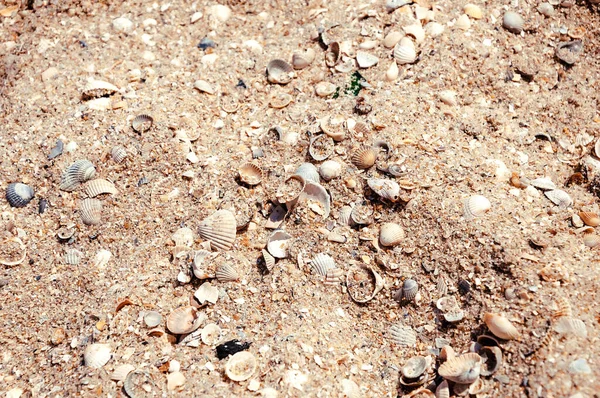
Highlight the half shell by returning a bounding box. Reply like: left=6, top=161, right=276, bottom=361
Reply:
left=5, top=183, right=34, bottom=208
left=262, top=249, right=276, bottom=271
left=393, top=41, right=417, bottom=65
left=389, top=324, right=417, bottom=347
left=438, top=353, right=482, bottom=384
left=478, top=346, right=502, bottom=376
left=351, top=147, right=377, bottom=169
left=300, top=181, right=331, bottom=219
left=579, top=212, right=600, bottom=227
left=82, top=80, right=118, bottom=100
left=201, top=323, right=222, bottom=345
left=553, top=316, right=587, bottom=338
left=267, top=230, right=292, bottom=259
left=402, top=356, right=428, bottom=379
left=132, top=114, right=154, bottom=133
left=166, top=305, right=204, bottom=334
left=402, top=279, right=419, bottom=301
left=379, top=223, right=405, bottom=246
left=483, top=312, right=519, bottom=340
left=111, top=145, right=128, bottom=163
left=84, top=343, right=112, bottom=368
left=292, top=48, right=316, bottom=70
left=319, top=160, right=342, bottom=181
left=320, top=115, right=346, bottom=142
left=368, top=178, right=400, bottom=202
left=463, top=195, right=491, bottom=219
left=325, top=42, right=341, bottom=67
left=238, top=163, right=263, bottom=186
left=80, top=198, right=103, bottom=226
left=225, top=351, right=257, bottom=382
left=60, top=160, right=96, bottom=192
left=198, top=210, right=236, bottom=251
left=309, top=134, right=334, bottom=161
left=84, top=179, right=117, bottom=198
left=310, top=253, right=336, bottom=276
left=65, top=249, right=83, bottom=265
left=544, top=189, right=573, bottom=208
left=110, top=364, right=135, bottom=382
left=294, top=163, right=320, bottom=184
left=215, top=263, right=239, bottom=282
left=266, top=59, right=294, bottom=84
left=346, top=264, right=384, bottom=303
left=143, top=311, right=162, bottom=328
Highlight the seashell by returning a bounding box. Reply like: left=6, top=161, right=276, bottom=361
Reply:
left=553, top=316, right=587, bottom=338
left=84, top=343, right=112, bottom=368
left=406, top=388, right=435, bottom=397
left=166, top=305, right=204, bottom=334
left=383, top=31, right=403, bottom=48
left=463, top=195, right=491, bottom=219
left=356, top=51, right=379, bottom=68
left=556, top=40, right=584, bottom=65
left=402, top=356, right=428, bottom=379
left=198, top=210, right=236, bottom=251
left=444, top=309, right=465, bottom=323
left=553, top=297, right=572, bottom=319
left=379, top=223, right=404, bottom=247
left=309, top=134, right=334, bottom=161
left=300, top=181, right=331, bottom=219
left=464, top=4, right=483, bottom=19
left=353, top=121, right=370, bottom=136
left=201, top=323, right=221, bottom=345
left=82, top=80, right=118, bottom=100
left=215, top=263, right=239, bottom=282
left=351, top=147, right=377, bottom=169
left=238, top=163, right=263, bottom=186
left=478, top=346, right=502, bottom=376
left=64, top=249, right=83, bottom=265
left=438, top=353, right=482, bottom=384
left=439, top=345, right=456, bottom=363
left=276, top=176, right=305, bottom=205
left=315, top=81, right=337, bottom=97
left=403, top=24, right=425, bottom=43
left=426, top=22, right=445, bottom=37
left=269, top=92, right=293, bottom=109
left=568, top=359, right=591, bottom=375
left=319, top=160, right=342, bottom=182
left=60, top=160, right=96, bottom=192
left=502, top=11, right=524, bottom=34
left=80, top=198, right=103, bottom=226
left=393, top=41, right=417, bottom=65
left=579, top=211, right=600, bottom=227
left=346, top=264, right=384, bottom=303
left=310, top=253, right=336, bottom=276
left=350, top=201, right=374, bottom=225
left=385, top=0, right=412, bottom=12
left=110, top=364, right=135, bottom=381
left=194, top=79, right=215, bottom=94
left=143, top=311, right=162, bottom=328
left=368, top=178, right=400, bottom=202
left=468, top=378, right=488, bottom=395
left=476, top=334, right=500, bottom=348
left=386, top=61, right=399, bottom=81
left=48, top=139, right=64, bottom=160
left=171, top=227, right=194, bottom=247
left=544, top=189, right=573, bottom=208
left=438, top=90, right=457, bottom=106
left=402, top=278, right=419, bottom=301
left=266, top=59, right=294, bottom=84
left=529, top=177, right=556, bottom=190
left=262, top=249, right=276, bottom=271
left=84, top=179, right=117, bottom=198
left=194, top=282, right=219, bottom=305
left=341, top=379, right=361, bottom=398
left=454, top=14, right=471, bottom=30
left=5, top=183, right=34, bottom=208
left=111, top=145, right=128, bottom=163
left=94, top=249, right=112, bottom=268
left=435, top=380, right=450, bottom=398
left=132, top=114, right=154, bottom=133
left=267, top=230, right=293, bottom=259
left=320, top=115, right=346, bottom=142
left=537, top=2, right=554, bottom=17
left=124, top=370, right=156, bottom=398
left=167, top=371, right=186, bottom=391
left=192, top=249, right=216, bottom=279
left=292, top=48, right=316, bottom=70
left=595, top=139, right=600, bottom=159
left=389, top=323, right=417, bottom=347
left=338, top=205, right=353, bottom=226
left=324, top=267, right=344, bottom=285
left=325, top=42, right=341, bottom=67
left=294, top=163, right=320, bottom=184
left=225, top=351, right=257, bottom=382
left=483, top=312, right=519, bottom=340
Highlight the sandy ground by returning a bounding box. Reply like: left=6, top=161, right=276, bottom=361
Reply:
left=1, top=0, right=599, bottom=396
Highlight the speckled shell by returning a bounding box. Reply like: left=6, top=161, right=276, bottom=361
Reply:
left=65, top=249, right=83, bottom=265
left=483, top=312, right=519, bottom=340
left=294, top=163, right=320, bottom=184
left=225, top=351, right=257, bottom=382
left=311, top=253, right=336, bottom=276
left=438, top=353, right=482, bottom=384
left=84, top=343, right=112, bottom=368
left=80, top=198, right=103, bottom=225
left=463, top=195, right=491, bottom=219
left=198, top=210, right=236, bottom=251
left=238, top=163, right=263, bottom=186
left=402, top=279, right=419, bottom=301
left=351, top=147, right=377, bottom=169
left=6, top=183, right=34, bottom=208
left=379, top=222, right=405, bottom=247
left=215, top=263, right=239, bottom=282
left=82, top=80, right=118, bottom=100
left=60, top=160, right=96, bottom=192
left=267, top=230, right=293, bottom=259
left=131, top=114, right=154, bottom=133
left=111, top=145, right=128, bottom=163
left=393, top=42, right=417, bottom=65
left=266, top=59, right=294, bottom=84
left=309, top=134, right=334, bottom=161
left=389, top=324, right=417, bottom=347
left=166, top=305, right=203, bottom=335
left=479, top=346, right=502, bottom=376
left=579, top=212, right=600, bottom=227
left=368, top=178, right=400, bottom=202
left=84, top=179, right=117, bottom=198
left=319, top=160, right=342, bottom=182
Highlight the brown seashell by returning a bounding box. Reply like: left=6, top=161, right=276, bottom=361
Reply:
left=238, top=163, right=263, bottom=186
left=198, top=210, right=236, bottom=251
left=578, top=211, right=600, bottom=227
left=84, top=179, right=117, bottom=198
left=351, top=147, right=377, bottom=169
left=483, top=312, right=519, bottom=340
left=509, top=172, right=528, bottom=189
left=438, top=353, right=482, bottom=384
left=166, top=305, right=204, bottom=335
left=80, top=198, right=103, bottom=225
left=132, top=114, right=154, bottom=133
left=439, top=345, right=456, bottom=363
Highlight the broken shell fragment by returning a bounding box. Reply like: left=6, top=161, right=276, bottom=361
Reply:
left=292, top=48, right=316, bottom=70
left=478, top=346, right=502, bottom=376
left=320, top=115, right=346, bottom=142
left=82, top=80, right=118, bottom=100
left=325, top=41, right=341, bottom=67
left=65, top=249, right=83, bottom=265
left=201, top=323, right=221, bottom=345
left=389, top=323, right=417, bottom=347
left=350, top=202, right=374, bottom=225
left=192, top=250, right=217, bottom=279
left=556, top=40, right=583, bottom=65
left=238, top=163, right=263, bottom=186
left=132, top=114, right=154, bottom=133
left=225, top=351, right=257, bottom=382
left=310, top=253, right=336, bottom=277
left=194, top=282, right=219, bottom=305
left=553, top=316, right=587, bottom=338
left=6, top=183, right=35, bottom=208
left=379, top=222, right=405, bottom=247
left=351, top=147, right=377, bottom=169
left=346, top=264, right=384, bottom=303
left=483, top=312, right=519, bottom=340
left=267, top=230, right=293, bottom=259
left=276, top=176, right=305, bottom=205
left=368, top=178, right=400, bottom=202
left=166, top=305, right=204, bottom=334
left=110, top=364, right=135, bottom=382
left=309, top=134, right=335, bottom=161
left=294, top=163, right=320, bottom=184
left=124, top=371, right=156, bottom=398
left=262, top=249, right=276, bottom=271
left=436, top=380, right=450, bottom=398
left=544, top=189, right=573, bottom=208
left=269, top=92, right=293, bottom=109
left=80, top=198, right=103, bottom=226
left=0, top=237, right=26, bottom=267
left=315, top=81, right=337, bottom=97
left=356, top=51, right=379, bottom=68
left=60, top=160, right=96, bottom=192
left=300, top=181, right=331, bottom=218
left=111, top=145, right=128, bottom=163
left=324, top=267, right=344, bottom=285
left=215, top=263, right=239, bottom=282
left=464, top=3, right=483, bottom=19
left=84, top=179, right=117, bottom=198
left=463, top=195, right=491, bottom=219
left=438, top=353, right=482, bottom=384
left=84, top=343, right=112, bottom=368
left=198, top=210, right=236, bottom=251
left=266, top=59, right=294, bottom=84
left=579, top=212, right=600, bottom=227
left=444, top=309, right=465, bottom=323
left=529, top=177, right=556, bottom=190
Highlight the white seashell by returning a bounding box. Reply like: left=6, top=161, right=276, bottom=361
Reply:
left=112, top=16, right=134, bottom=32
left=402, top=279, right=419, bottom=301
left=194, top=79, right=215, bottom=94
left=167, top=371, right=186, bottom=391
left=64, top=249, right=83, bottom=265
left=309, top=134, right=334, bottom=161
left=454, top=14, right=471, bottom=30
left=503, top=11, right=524, bottom=34
left=386, top=61, right=399, bottom=81
left=464, top=4, right=483, bottom=19
left=294, top=163, right=320, bottom=184
left=110, top=364, right=135, bottom=381
left=310, top=253, right=336, bottom=276
left=393, top=43, right=417, bottom=65
left=300, top=182, right=331, bottom=219
left=132, top=114, right=154, bottom=133
left=84, top=343, right=112, bottom=368
left=583, top=233, right=600, bottom=248
left=425, top=22, right=445, bottom=37
left=267, top=230, right=292, bottom=259
left=483, top=312, right=519, bottom=340
left=167, top=305, right=205, bottom=334
left=553, top=316, right=587, bottom=338
left=402, top=356, right=428, bottom=379
left=463, top=195, right=491, bottom=219
left=338, top=205, right=354, bottom=226
left=356, top=51, right=379, bottom=68
left=201, top=323, right=221, bottom=345
left=544, top=189, right=572, bottom=208
left=319, top=160, right=342, bottom=181
left=438, top=90, right=457, bottom=106
left=292, top=48, right=316, bottom=70
left=84, top=179, right=117, bottom=198
left=341, top=379, right=361, bottom=398
left=80, top=198, right=103, bottom=226
left=383, top=31, right=403, bottom=48
left=266, top=59, right=294, bottom=84
left=537, top=2, right=554, bottom=17
left=215, top=263, right=239, bottom=282
left=226, top=351, right=257, bottom=382
left=368, top=178, right=400, bottom=202
left=60, top=160, right=96, bottom=192
left=192, top=250, right=217, bottom=279
left=444, top=309, right=465, bottom=323
left=436, top=296, right=459, bottom=312
left=238, top=163, right=263, bottom=185
left=262, top=249, right=276, bottom=271
left=529, top=177, right=556, bottom=190
left=143, top=311, right=162, bottom=328
left=403, top=24, right=425, bottom=43
left=172, top=227, right=194, bottom=247
left=5, top=183, right=35, bottom=208
left=269, top=92, right=293, bottom=109
left=379, top=223, right=405, bottom=247
left=94, top=249, right=112, bottom=267
left=315, top=81, right=337, bottom=97
left=389, top=324, right=417, bottom=346
left=82, top=80, right=118, bottom=100
left=194, top=282, right=219, bottom=304
left=198, top=210, right=236, bottom=251
left=346, top=264, right=384, bottom=303
left=111, top=145, right=128, bottom=163
left=438, top=353, right=482, bottom=384
left=320, top=114, right=346, bottom=141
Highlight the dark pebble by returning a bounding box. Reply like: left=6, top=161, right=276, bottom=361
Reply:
left=216, top=339, right=251, bottom=360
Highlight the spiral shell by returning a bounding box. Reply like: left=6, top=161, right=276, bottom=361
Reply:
left=80, top=198, right=103, bottom=225
left=310, top=253, right=336, bottom=276
left=60, top=160, right=96, bottom=192
left=379, top=222, right=405, bottom=246
left=225, top=351, right=257, bottom=382
left=5, top=183, right=34, bottom=208
left=84, top=179, right=117, bottom=198
left=84, top=343, right=112, bottom=368
left=266, top=59, right=294, bottom=84
left=438, top=353, right=482, bottom=384
left=166, top=305, right=204, bottom=335
left=111, top=145, right=128, bottom=163
left=198, top=210, right=236, bottom=251
left=368, top=178, right=400, bottom=202
left=238, top=163, right=263, bottom=186
left=483, top=312, right=519, bottom=340
left=309, top=134, right=334, bottom=161
left=463, top=195, right=491, bottom=219
left=132, top=114, right=154, bottom=133
left=294, top=163, right=320, bottom=184
left=351, top=147, right=377, bottom=169
left=215, top=263, right=239, bottom=282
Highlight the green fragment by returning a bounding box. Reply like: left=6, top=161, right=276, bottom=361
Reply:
left=332, top=86, right=341, bottom=99
left=344, top=71, right=366, bottom=96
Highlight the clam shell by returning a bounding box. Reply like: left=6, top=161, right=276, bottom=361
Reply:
left=132, top=114, right=154, bottom=133
left=402, top=356, right=428, bottom=379
left=476, top=334, right=500, bottom=348
left=84, top=179, right=117, bottom=198
left=300, top=181, right=331, bottom=219
left=269, top=92, right=293, bottom=109
left=225, top=351, right=257, bottom=382
left=463, top=195, right=491, bottom=219
left=393, top=43, right=417, bottom=65
left=124, top=370, right=156, bottom=398
left=351, top=147, right=377, bottom=169
left=60, top=160, right=96, bottom=192
left=292, top=48, right=316, bottom=70
left=435, top=380, right=450, bottom=398
left=200, top=323, right=221, bottom=345
left=65, top=249, right=83, bottom=265
left=198, top=210, right=236, bottom=251
left=266, top=59, right=294, bottom=84
left=267, top=230, right=292, bottom=259
left=464, top=3, right=482, bottom=19
left=294, top=163, right=320, bottom=184
left=194, top=79, right=215, bottom=94
left=356, top=51, right=379, bottom=68
left=346, top=264, right=384, bottom=303
left=315, top=81, right=337, bottom=97
left=320, top=115, right=346, bottom=142
left=502, top=11, right=524, bottom=34
left=6, top=183, right=35, bottom=208
left=444, top=309, right=465, bottom=323
left=478, top=346, right=502, bottom=376
left=389, top=324, right=417, bottom=347
left=544, top=189, right=573, bottom=208
left=194, top=282, right=219, bottom=304
left=529, top=177, right=556, bottom=190
left=368, top=178, right=400, bottom=202
left=238, top=163, right=263, bottom=186
left=143, top=311, right=162, bottom=328
left=553, top=316, right=587, bottom=338
left=438, top=353, right=482, bottom=384
left=82, top=80, right=118, bottom=100
left=319, top=160, right=342, bottom=181
left=325, top=41, right=341, bottom=67
left=84, top=343, right=112, bottom=368
left=310, top=253, right=336, bottom=276
left=468, top=378, right=488, bottom=395
left=483, top=312, right=519, bottom=340
left=383, top=31, right=403, bottom=48
left=583, top=233, right=600, bottom=248
left=402, top=278, right=419, bottom=301
left=262, top=249, right=276, bottom=271
left=110, top=364, right=135, bottom=382
left=309, top=134, right=334, bottom=161
left=80, top=198, right=103, bottom=225
left=215, top=263, right=239, bottom=282
left=166, top=305, right=204, bottom=334
left=579, top=211, right=600, bottom=227
left=111, top=145, right=128, bottom=163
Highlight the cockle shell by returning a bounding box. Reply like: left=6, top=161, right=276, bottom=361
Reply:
left=351, top=147, right=377, bottom=169
left=292, top=48, right=316, bottom=70
left=294, top=163, right=320, bottom=184
left=110, top=364, right=135, bottom=381
left=262, top=249, right=276, bottom=271
left=402, top=279, right=419, bottom=301
left=483, top=312, right=519, bottom=340
left=582, top=233, right=600, bottom=248
left=267, top=230, right=293, bottom=259
left=379, top=222, right=405, bottom=246
left=478, top=346, right=502, bottom=376
left=338, top=205, right=354, bottom=226
left=438, top=353, right=482, bottom=384
left=84, top=343, right=112, bottom=368
left=319, top=160, right=342, bottom=181
left=402, top=356, right=429, bottom=379
left=346, top=264, right=384, bottom=303
left=389, top=324, right=417, bottom=347
left=6, top=183, right=34, bottom=208
left=198, top=210, right=236, bottom=251
left=111, top=145, right=128, bottom=163
left=579, top=212, right=600, bottom=227
left=80, top=198, right=103, bottom=225
left=166, top=305, right=205, bottom=334
left=309, top=134, right=334, bottom=161
left=368, top=178, right=400, bottom=202
left=324, top=267, right=344, bottom=285
left=132, top=114, right=154, bottom=133
left=225, top=351, right=257, bottom=382
left=320, top=115, right=346, bottom=142
left=84, top=179, right=117, bottom=198
left=544, top=189, right=573, bottom=208
left=82, top=80, right=118, bottom=100
left=238, top=163, right=263, bottom=186
left=266, top=59, right=294, bottom=84
left=436, top=380, right=450, bottom=398
left=310, top=253, right=336, bottom=276
left=65, top=249, right=83, bottom=265
left=60, top=160, right=96, bottom=192
left=215, top=263, right=239, bottom=282
left=463, top=195, right=491, bottom=219
left=393, top=40, right=417, bottom=65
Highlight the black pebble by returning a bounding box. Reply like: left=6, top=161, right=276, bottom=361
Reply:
left=38, top=198, right=48, bottom=214
left=458, top=279, right=471, bottom=295
left=216, top=339, right=251, bottom=360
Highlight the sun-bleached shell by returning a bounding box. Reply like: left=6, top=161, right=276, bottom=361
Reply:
left=82, top=80, right=118, bottom=100
left=338, top=205, right=353, bottom=226
left=320, top=115, right=346, bottom=142
left=455, top=14, right=471, bottom=30
left=309, top=134, right=334, bottom=161
left=356, top=51, right=379, bottom=68
left=389, top=324, right=417, bottom=346
left=315, top=81, right=337, bottom=97
left=132, top=114, right=154, bottom=133
left=172, top=227, right=194, bottom=247
left=60, top=160, right=96, bottom=192
left=84, top=179, right=117, bottom=198
left=266, top=59, right=294, bottom=84
left=463, top=195, right=491, bottom=219
left=292, top=48, right=316, bottom=70
left=324, top=267, right=344, bottom=285
left=483, top=312, right=519, bottom=340
left=300, top=181, right=331, bottom=218
left=143, top=311, right=162, bottom=328
left=464, top=3, right=483, bottom=19
left=238, top=163, right=263, bottom=186
left=198, top=210, right=236, bottom=251
left=80, top=198, right=103, bottom=225
left=226, top=351, right=257, bottom=382
left=341, top=379, right=361, bottom=398
left=110, top=364, right=135, bottom=381
left=393, top=42, right=417, bottom=65
left=111, top=145, right=128, bottom=163
left=194, top=282, right=219, bottom=305
left=403, top=24, right=425, bottom=43
left=368, top=178, right=400, bottom=202
left=438, top=90, right=457, bottom=106
left=544, top=189, right=573, bottom=208
left=201, top=323, right=221, bottom=345
left=294, top=163, right=320, bottom=184
left=553, top=316, right=587, bottom=338
left=379, top=222, right=405, bottom=246
left=583, top=233, right=600, bottom=248
left=84, top=343, right=112, bottom=368
left=438, top=353, right=482, bottom=384
left=166, top=305, right=205, bottom=334
left=478, top=346, right=502, bottom=376
left=347, top=264, right=384, bottom=303
left=319, top=160, right=342, bottom=181
left=444, top=309, right=465, bottom=323
left=65, top=249, right=83, bottom=265
left=310, top=253, right=336, bottom=276
left=351, top=147, right=377, bottom=169
left=269, top=92, right=293, bottom=109
left=267, top=230, right=293, bottom=259
left=383, top=31, right=403, bottom=48
left=215, top=263, right=239, bottom=282
left=6, top=183, right=34, bottom=208
left=94, top=249, right=112, bottom=267
left=529, top=177, right=556, bottom=190
left=192, top=250, right=217, bottom=279
left=386, top=61, right=399, bottom=81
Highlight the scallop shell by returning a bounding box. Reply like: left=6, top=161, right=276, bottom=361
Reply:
left=166, top=306, right=204, bottom=334
left=309, top=134, right=334, bottom=161
left=402, top=279, right=419, bottom=301
left=300, top=181, right=331, bottom=219
left=368, top=178, right=400, bottom=202
left=579, top=211, right=600, bottom=227
left=198, top=210, right=236, bottom=251
left=478, top=346, right=502, bottom=376
left=111, top=145, right=128, bottom=163
left=80, top=198, right=103, bottom=226
left=238, top=163, right=263, bottom=186
left=262, top=249, right=276, bottom=271
left=132, top=114, right=154, bottom=133
left=438, top=353, right=482, bottom=384
left=215, top=263, right=239, bottom=282
left=60, top=160, right=96, bottom=192
left=310, top=253, right=336, bottom=276
left=393, top=42, right=417, bottom=65
left=82, top=80, right=118, bottom=100
left=6, top=183, right=35, bottom=208
left=351, top=147, right=377, bottom=169
left=124, top=370, right=156, bottom=398
left=266, top=59, right=294, bottom=84
left=544, top=189, right=573, bottom=208
left=483, top=312, right=519, bottom=340
left=84, top=343, right=112, bottom=368
left=529, top=177, right=556, bottom=190
left=84, top=179, right=117, bottom=198
left=402, top=356, right=428, bottom=379
left=225, top=352, right=257, bottom=383
left=292, top=48, right=316, bottom=70
left=201, top=323, right=221, bottom=345
left=267, top=230, right=292, bottom=259
left=64, top=249, right=83, bottom=265
left=325, top=41, right=341, bottom=67
left=553, top=316, right=587, bottom=338
left=294, top=163, right=320, bottom=184
left=378, top=223, right=405, bottom=247
left=502, top=11, right=524, bottom=34
left=389, top=324, right=417, bottom=347
left=110, top=364, right=135, bottom=382
left=463, top=195, right=491, bottom=219
left=346, top=264, right=384, bottom=303
left=143, top=311, right=162, bottom=328
left=319, top=160, right=342, bottom=182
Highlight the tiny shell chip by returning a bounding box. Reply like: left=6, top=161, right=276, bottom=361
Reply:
left=215, top=263, right=239, bottom=282
left=309, top=134, right=334, bottom=161
left=84, top=179, right=117, bottom=198
left=64, top=249, right=83, bottom=265
left=368, top=178, right=400, bottom=202
left=389, top=324, right=417, bottom=347
left=94, top=249, right=112, bottom=267
left=351, top=147, right=377, bottom=169
left=319, top=160, right=342, bottom=181
left=402, top=356, right=428, bottom=379
left=110, top=364, right=135, bottom=381
left=294, top=163, right=320, bottom=184
left=483, top=313, right=519, bottom=340
left=201, top=323, right=221, bottom=345
left=544, top=189, right=573, bottom=208
left=144, top=311, right=162, bottom=328
left=463, top=195, right=491, bottom=219
left=80, top=198, right=103, bottom=226
left=553, top=316, right=587, bottom=338
left=132, top=114, right=154, bottom=133
left=167, top=305, right=204, bottom=334
left=310, top=253, right=336, bottom=276
left=194, top=79, right=215, bottom=94
left=84, top=343, right=112, bottom=368
left=267, top=230, right=293, bottom=259
left=238, top=163, right=263, bottom=185
left=198, top=210, right=237, bottom=251
left=111, top=145, right=128, bottom=163
left=225, top=351, right=257, bottom=382
left=437, top=353, right=482, bottom=384
left=266, top=59, right=294, bottom=84
left=60, top=160, right=96, bottom=192
left=82, top=80, right=118, bottom=100
left=6, top=183, right=35, bottom=208
left=502, top=11, right=524, bottom=34
left=346, top=264, right=384, bottom=303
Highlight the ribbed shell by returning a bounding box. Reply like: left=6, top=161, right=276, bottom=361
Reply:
left=311, top=253, right=336, bottom=276
left=84, top=179, right=117, bottom=198
left=393, top=44, right=417, bottom=65
left=80, top=198, right=103, bottom=225
left=583, top=233, right=600, bottom=248
left=60, top=160, right=96, bottom=192
left=84, top=343, right=112, bottom=368
left=351, top=147, right=377, bottom=169
left=6, top=183, right=35, bottom=208
left=483, top=313, right=519, bottom=340
left=166, top=305, right=203, bottom=334
left=292, top=48, right=316, bottom=70
left=309, top=135, right=334, bottom=161
left=238, top=163, right=263, bottom=185
left=215, top=263, right=239, bottom=282
left=435, top=380, right=450, bottom=398
left=338, top=205, right=353, bottom=226
left=402, top=279, right=419, bottom=301
left=132, top=114, right=154, bottom=133
left=438, top=353, right=482, bottom=384
left=463, top=195, right=491, bottom=219
left=389, top=324, right=417, bottom=347
left=319, top=160, right=342, bottom=181
left=111, top=145, right=128, bottom=163
left=198, top=210, right=236, bottom=251
left=110, top=364, right=135, bottom=382
left=267, top=230, right=293, bottom=259
left=579, top=212, right=600, bottom=227
left=82, top=80, right=118, bottom=99
left=294, top=163, right=320, bottom=184
left=262, top=249, right=276, bottom=271
left=553, top=316, right=587, bottom=338
left=379, top=222, right=405, bottom=246
left=64, top=249, right=83, bottom=265
left=544, top=189, right=573, bottom=208
left=368, top=178, right=400, bottom=202
left=266, top=59, right=294, bottom=84
left=324, top=267, right=344, bottom=285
